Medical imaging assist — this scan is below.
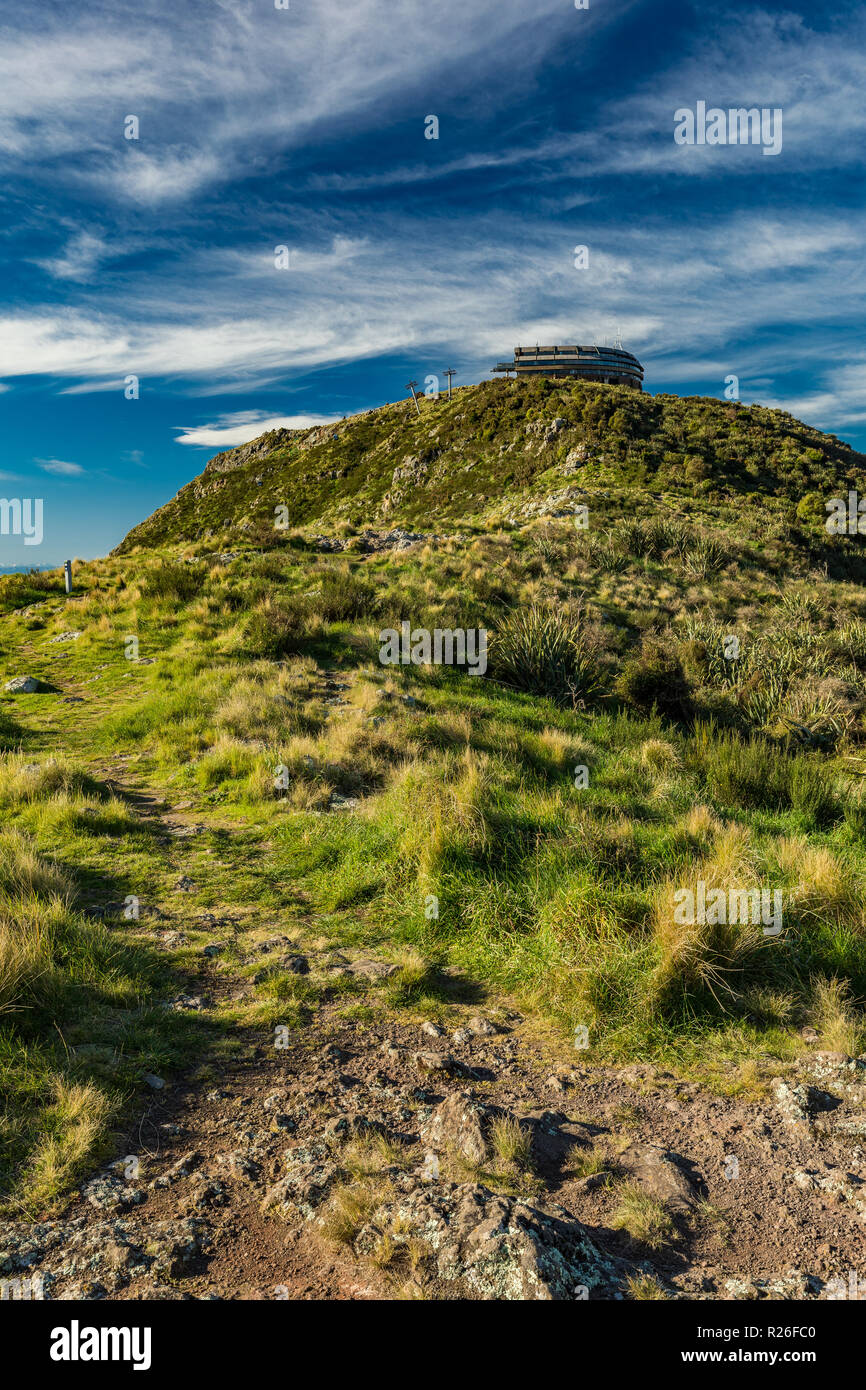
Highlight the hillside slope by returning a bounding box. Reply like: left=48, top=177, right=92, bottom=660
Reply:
left=5, top=380, right=866, bottom=1302
left=114, top=379, right=864, bottom=552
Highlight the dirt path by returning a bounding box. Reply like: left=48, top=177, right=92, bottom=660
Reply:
left=3, top=759, right=866, bottom=1301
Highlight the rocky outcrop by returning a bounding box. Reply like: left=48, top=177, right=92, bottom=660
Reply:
left=355, top=1182, right=616, bottom=1300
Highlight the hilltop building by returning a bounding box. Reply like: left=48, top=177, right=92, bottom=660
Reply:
left=492, top=344, right=644, bottom=390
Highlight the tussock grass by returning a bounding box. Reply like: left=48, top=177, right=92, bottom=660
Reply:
left=611, top=1184, right=676, bottom=1249
left=808, top=976, right=865, bottom=1055
left=5, top=386, right=866, bottom=1203
left=489, top=1115, right=533, bottom=1171
left=625, top=1271, right=669, bottom=1299
left=489, top=603, right=601, bottom=706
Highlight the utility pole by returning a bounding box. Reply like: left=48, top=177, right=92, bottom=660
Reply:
left=405, top=380, right=421, bottom=416
left=443, top=368, right=456, bottom=399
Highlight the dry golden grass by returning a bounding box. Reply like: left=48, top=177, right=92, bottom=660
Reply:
left=611, top=1184, right=675, bottom=1249
left=20, top=1079, right=111, bottom=1212
left=640, top=738, right=681, bottom=774
left=489, top=1115, right=533, bottom=1171
left=808, top=976, right=865, bottom=1055
left=777, top=839, right=862, bottom=929
left=681, top=804, right=721, bottom=843
left=625, top=1271, right=669, bottom=1299
left=320, top=1183, right=383, bottom=1246
left=0, top=827, right=72, bottom=901
left=0, top=754, right=91, bottom=810
left=567, top=1145, right=610, bottom=1180
left=0, top=904, right=52, bottom=1017
left=650, top=826, right=767, bottom=1008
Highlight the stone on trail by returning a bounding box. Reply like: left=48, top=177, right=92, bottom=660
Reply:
left=413, top=1050, right=458, bottom=1078
left=420, top=1090, right=492, bottom=1165
left=469, top=1016, right=499, bottom=1036
left=355, top=1182, right=616, bottom=1300
left=617, top=1142, right=697, bottom=1210
left=349, top=959, right=398, bottom=980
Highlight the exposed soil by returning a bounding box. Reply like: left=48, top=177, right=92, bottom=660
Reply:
left=3, top=773, right=866, bottom=1303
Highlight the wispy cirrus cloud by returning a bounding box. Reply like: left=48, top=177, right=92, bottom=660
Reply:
left=1, top=0, right=865, bottom=576
left=35, top=458, right=86, bottom=476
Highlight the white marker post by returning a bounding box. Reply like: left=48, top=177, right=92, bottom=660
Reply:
left=64, top=560, right=72, bottom=594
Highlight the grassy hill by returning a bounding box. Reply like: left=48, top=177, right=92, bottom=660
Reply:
left=113, top=378, right=864, bottom=550
left=3, top=377, right=866, bottom=1239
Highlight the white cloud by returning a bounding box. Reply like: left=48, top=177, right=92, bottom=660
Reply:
left=108, top=150, right=225, bottom=206
left=762, top=362, right=866, bottom=431
left=36, top=458, right=85, bottom=476
left=35, top=230, right=108, bottom=283
left=0, top=0, right=599, bottom=204
left=0, top=200, right=860, bottom=410
left=174, top=412, right=342, bottom=448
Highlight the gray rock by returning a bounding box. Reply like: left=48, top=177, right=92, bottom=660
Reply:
left=355, top=1183, right=615, bottom=1300
left=221, top=1151, right=262, bottom=1182
left=469, top=1016, right=499, bottom=1037
left=0, top=1215, right=208, bottom=1297
left=617, top=1143, right=697, bottom=1211
left=421, top=1091, right=492, bottom=1165
left=81, top=1173, right=145, bottom=1213
left=4, top=676, right=46, bottom=693
left=349, top=959, right=398, bottom=981
left=261, top=1146, right=338, bottom=1219
left=414, top=1050, right=457, bottom=1078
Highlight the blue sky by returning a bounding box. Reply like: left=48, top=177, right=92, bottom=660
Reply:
left=1, top=0, right=865, bottom=565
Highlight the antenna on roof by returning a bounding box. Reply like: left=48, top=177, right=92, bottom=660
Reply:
left=613, top=325, right=623, bottom=350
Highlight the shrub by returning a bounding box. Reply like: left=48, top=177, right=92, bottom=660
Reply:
left=317, top=568, right=378, bottom=622
left=616, top=643, right=691, bottom=719
left=243, top=596, right=310, bottom=657
left=789, top=759, right=839, bottom=827
left=587, top=538, right=627, bottom=573
left=681, top=536, right=727, bottom=578
left=700, top=733, right=790, bottom=809
left=618, top=518, right=686, bottom=561
left=489, top=604, right=602, bottom=706
left=141, top=561, right=206, bottom=603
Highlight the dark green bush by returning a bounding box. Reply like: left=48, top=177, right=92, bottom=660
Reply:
left=699, top=729, right=839, bottom=823
left=700, top=733, right=791, bottom=809
left=789, top=759, right=839, bottom=827
left=317, top=569, right=378, bottom=622
left=616, top=643, right=691, bottom=719
left=244, top=596, right=310, bottom=657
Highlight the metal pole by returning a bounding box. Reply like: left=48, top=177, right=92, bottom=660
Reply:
left=405, top=380, right=421, bottom=416
left=444, top=369, right=456, bottom=399
left=64, top=560, right=72, bottom=594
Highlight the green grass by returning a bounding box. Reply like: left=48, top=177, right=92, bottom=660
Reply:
left=3, top=377, right=866, bottom=1207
